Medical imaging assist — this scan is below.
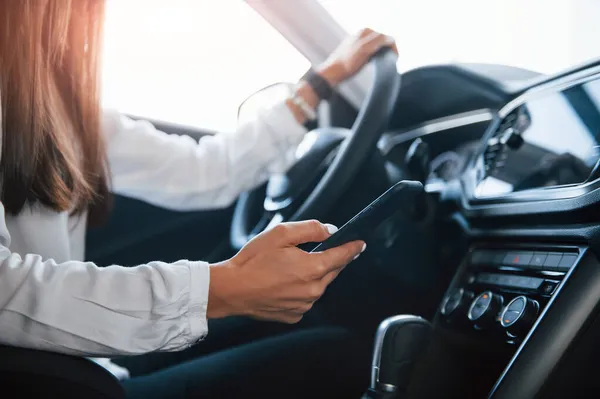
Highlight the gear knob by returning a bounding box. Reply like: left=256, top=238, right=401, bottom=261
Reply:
left=368, top=315, right=432, bottom=398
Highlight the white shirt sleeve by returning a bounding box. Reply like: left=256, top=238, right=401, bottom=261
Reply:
left=0, top=202, right=209, bottom=357
left=103, top=101, right=307, bottom=210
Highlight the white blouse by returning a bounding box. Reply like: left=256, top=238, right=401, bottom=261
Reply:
left=0, top=102, right=306, bottom=363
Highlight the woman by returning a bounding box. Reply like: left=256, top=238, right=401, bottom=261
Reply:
left=0, top=1, right=397, bottom=398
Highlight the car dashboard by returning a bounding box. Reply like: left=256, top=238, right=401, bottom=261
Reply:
left=376, top=59, right=600, bottom=398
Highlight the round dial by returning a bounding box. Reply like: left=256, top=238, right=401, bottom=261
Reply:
left=468, top=291, right=504, bottom=329
left=441, top=288, right=472, bottom=319
left=500, top=296, right=539, bottom=338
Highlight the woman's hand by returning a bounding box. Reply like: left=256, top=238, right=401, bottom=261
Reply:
left=208, top=220, right=365, bottom=323
left=318, top=28, right=398, bottom=87
left=286, top=28, right=397, bottom=124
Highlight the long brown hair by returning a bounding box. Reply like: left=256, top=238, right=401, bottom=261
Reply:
left=0, top=0, right=110, bottom=223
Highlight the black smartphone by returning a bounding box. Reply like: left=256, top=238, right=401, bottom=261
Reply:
left=310, top=180, right=424, bottom=253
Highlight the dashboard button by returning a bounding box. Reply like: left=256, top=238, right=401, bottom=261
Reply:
left=488, top=274, right=501, bottom=285
left=521, top=277, right=544, bottom=290
left=483, top=250, right=497, bottom=265
left=504, top=276, right=542, bottom=290
left=480, top=250, right=496, bottom=265
left=557, top=254, right=578, bottom=272
left=529, top=252, right=548, bottom=269
left=475, top=273, right=491, bottom=284
left=503, top=275, right=522, bottom=287
left=518, top=252, right=534, bottom=266
left=503, top=252, right=533, bottom=267
left=493, top=251, right=508, bottom=265
left=543, top=253, right=563, bottom=271
left=539, top=280, right=559, bottom=295
left=476, top=273, right=543, bottom=290
left=503, top=252, right=520, bottom=266
left=470, top=250, right=485, bottom=265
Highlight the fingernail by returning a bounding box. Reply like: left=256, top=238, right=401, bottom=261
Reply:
left=325, top=224, right=338, bottom=235
left=361, top=243, right=367, bottom=253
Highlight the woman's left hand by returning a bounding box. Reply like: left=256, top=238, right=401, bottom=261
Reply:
left=317, top=28, right=398, bottom=87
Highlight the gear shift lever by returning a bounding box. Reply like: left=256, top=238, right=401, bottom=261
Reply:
left=363, top=315, right=432, bottom=399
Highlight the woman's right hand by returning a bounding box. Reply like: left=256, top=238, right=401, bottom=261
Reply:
left=208, top=220, right=365, bottom=323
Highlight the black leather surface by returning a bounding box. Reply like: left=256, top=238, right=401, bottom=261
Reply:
left=0, top=346, right=125, bottom=398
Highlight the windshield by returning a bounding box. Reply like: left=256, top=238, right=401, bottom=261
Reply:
left=321, top=0, right=600, bottom=74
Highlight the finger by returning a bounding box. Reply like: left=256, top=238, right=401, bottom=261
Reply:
left=268, top=220, right=338, bottom=247
left=254, top=310, right=305, bottom=324
left=280, top=314, right=303, bottom=324
left=356, top=31, right=382, bottom=49
left=358, top=27, right=374, bottom=39
left=311, top=240, right=366, bottom=277
left=289, top=302, right=314, bottom=314
left=361, top=33, right=396, bottom=58
left=252, top=299, right=315, bottom=312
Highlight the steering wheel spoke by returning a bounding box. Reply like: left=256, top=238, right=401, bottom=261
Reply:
left=249, top=212, right=284, bottom=237
left=263, top=213, right=284, bottom=232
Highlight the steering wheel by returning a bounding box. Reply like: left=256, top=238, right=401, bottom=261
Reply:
left=230, top=50, right=401, bottom=250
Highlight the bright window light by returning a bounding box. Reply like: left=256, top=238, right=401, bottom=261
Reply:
left=320, top=0, right=600, bottom=75
left=102, top=0, right=310, bottom=132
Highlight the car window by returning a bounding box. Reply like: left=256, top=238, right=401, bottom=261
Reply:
left=102, top=0, right=310, bottom=132
left=320, top=0, right=600, bottom=74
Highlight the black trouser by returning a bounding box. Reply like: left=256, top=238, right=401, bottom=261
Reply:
left=115, top=316, right=371, bottom=399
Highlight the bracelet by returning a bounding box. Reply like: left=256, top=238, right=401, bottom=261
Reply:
left=290, top=92, right=317, bottom=122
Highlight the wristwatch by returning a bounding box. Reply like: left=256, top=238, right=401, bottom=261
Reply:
left=302, top=70, right=334, bottom=101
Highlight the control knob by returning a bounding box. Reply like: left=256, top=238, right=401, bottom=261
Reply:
left=440, top=288, right=473, bottom=320
left=500, top=296, right=539, bottom=338
left=468, top=291, right=504, bottom=329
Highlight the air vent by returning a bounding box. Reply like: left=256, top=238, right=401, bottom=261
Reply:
left=483, top=108, right=527, bottom=174
left=494, top=112, right=518, bottom=139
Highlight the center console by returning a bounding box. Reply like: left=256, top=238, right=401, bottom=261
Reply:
left=382, top=60, right=600, bottom=399
left=440, top=244, right=582, bottom=343
left=405, top=242, right=589, bottom=399
left=407, top=62, right=600, bottom=398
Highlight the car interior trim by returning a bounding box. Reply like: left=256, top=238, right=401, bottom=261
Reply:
left=460, top=65, right=600, bottom=207
left=498, top=64, right=600, bottom=119
left=378, top=108, right=493, bottom=155
left=489, top=248, right=599, bottom=399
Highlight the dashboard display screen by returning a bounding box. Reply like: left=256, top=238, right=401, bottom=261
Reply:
left=475, top=77, right=600, bottom=198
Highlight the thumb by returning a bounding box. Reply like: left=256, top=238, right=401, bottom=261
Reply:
left=270, top=220, right=338, bottom=247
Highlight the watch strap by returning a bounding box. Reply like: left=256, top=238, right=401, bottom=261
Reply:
left=303, top=70, right=334, bottom=101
